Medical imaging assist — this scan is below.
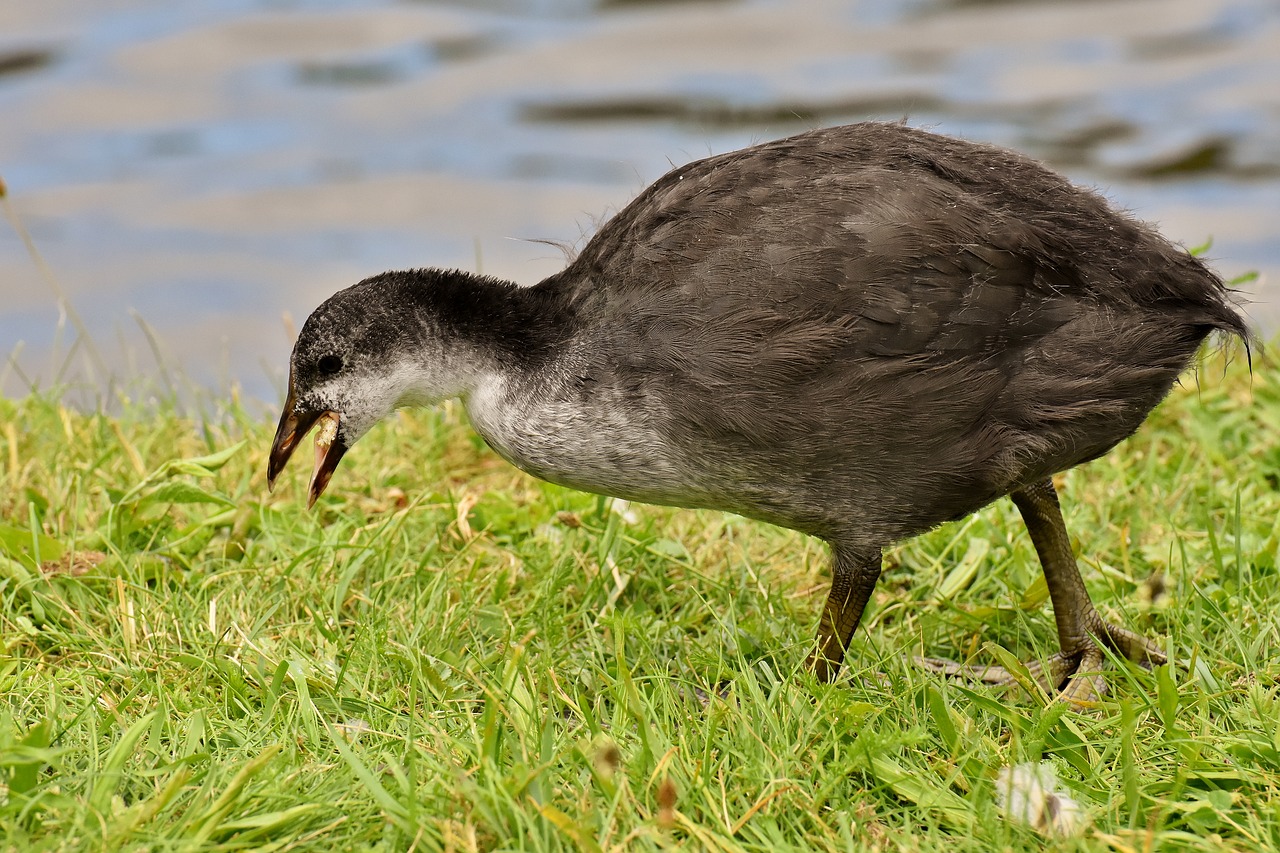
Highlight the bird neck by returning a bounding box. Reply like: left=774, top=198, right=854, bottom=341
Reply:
left=398, top=267, right=577, bottom=383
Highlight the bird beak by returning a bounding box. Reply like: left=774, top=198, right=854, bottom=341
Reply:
left=267, top=386, right=348, bottom=508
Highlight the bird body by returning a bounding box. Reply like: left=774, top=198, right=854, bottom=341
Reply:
left=269, top=122, right=1248, bottom=700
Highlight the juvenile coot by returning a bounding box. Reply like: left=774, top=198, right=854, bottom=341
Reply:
left=268, top=122, right=1249, bottom=703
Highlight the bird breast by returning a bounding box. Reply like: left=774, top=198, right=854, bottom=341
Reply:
left=463, top=372, right=707, bottom=508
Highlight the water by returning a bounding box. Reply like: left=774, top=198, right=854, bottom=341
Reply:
left=2, top=0, right=1276, bottom=403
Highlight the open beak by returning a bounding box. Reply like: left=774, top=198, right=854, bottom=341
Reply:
left=267, top=387, right=348, bottom=508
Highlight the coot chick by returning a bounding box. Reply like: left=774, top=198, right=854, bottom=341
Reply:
left=268, top=122, right=1249, bottom=703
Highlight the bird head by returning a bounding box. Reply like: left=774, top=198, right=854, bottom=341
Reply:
left=266, top=273, right=453, bottom=507
left=267, top=268, right=540, bottom=506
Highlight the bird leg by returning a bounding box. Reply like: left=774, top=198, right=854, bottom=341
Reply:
left=807, top=544, right=882, bottom=682
left=917, top=478, right=1166, bottom=704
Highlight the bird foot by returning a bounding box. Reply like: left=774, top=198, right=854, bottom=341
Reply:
left=915, top=620, right=1167, bottom=706
left=804, top=651, right=841, bottom=684
left=915, top=647, right=1107, bottom=705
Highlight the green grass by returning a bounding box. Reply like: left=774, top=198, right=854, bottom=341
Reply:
left=1, top=348, right=1278, bottom=852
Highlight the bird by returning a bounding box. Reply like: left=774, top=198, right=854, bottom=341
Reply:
left=267, top=121, right=1249, bottom=703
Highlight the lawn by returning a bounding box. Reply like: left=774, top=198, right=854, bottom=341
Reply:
left=1, top=342, right=1277, bottom=851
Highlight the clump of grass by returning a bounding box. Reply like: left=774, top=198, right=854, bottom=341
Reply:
left=1, top=342, right=1276, bottom=851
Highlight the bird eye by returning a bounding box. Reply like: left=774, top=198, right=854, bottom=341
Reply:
left=317, top=354, right=343, bottom=375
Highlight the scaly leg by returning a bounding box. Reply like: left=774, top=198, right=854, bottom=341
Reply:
left=807, top=544, right=882, bottom=682
left=918, top=479, right=1166, bottom=704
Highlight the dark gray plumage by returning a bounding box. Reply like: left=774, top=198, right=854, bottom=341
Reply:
left=269, top=122, right=1249, bottom=702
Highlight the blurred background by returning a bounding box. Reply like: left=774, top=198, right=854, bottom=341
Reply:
left=2, top=0, right=1276, bottom=406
